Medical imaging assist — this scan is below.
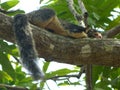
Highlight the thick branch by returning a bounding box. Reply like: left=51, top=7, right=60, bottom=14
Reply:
left=1, top=12, right=120, bottom=67
left=105, top=25, right=120, bottom=38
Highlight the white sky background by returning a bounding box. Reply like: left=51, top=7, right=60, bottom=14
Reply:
left=14, top=0, right=40, bottom=13
left=1, top=0, right=50, bottom=13
left=1, top=0, right=86, bottom=90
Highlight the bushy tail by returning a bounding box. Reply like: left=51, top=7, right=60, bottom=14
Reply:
left=13, top=14, right=44, bottom=80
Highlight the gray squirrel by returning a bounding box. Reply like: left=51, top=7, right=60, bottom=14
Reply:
left=13, top=8, right=102, bottom=80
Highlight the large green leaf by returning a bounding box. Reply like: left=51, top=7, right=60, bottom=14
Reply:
left=1, top=0, right=19, bottom=10
left=0, top=70, right=13, bottom=82
left=46, top=68, right=78, bottom=78
left=43, top=61, right=50, bottom=73
left=0, top=53, right=16, bottom=80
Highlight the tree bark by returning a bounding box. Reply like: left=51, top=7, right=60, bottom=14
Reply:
left=0, top=12, right=120, bottom=67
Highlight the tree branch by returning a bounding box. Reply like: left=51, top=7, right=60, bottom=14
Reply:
left=0, top=84, right=28, bottom=90
left=85, top=65, right=92, bottom=90
left=1, top=12, right=120, bottom=67
left=78, top=0, right=87, bottom=15
left=66, top=0, right=82, bottom=23
left=105, top=25, right=120, bottom=38
left=78, top=0, right=89, bottom=28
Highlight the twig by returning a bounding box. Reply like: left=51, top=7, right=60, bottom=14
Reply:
left=66, top=0, right=82, bottom=23
left=47, top=67, right=85, bottom=80
left=78, top=0, right=89, bottom=28
left=45, top=82, right=51, bottom=90
left=0, top=8, right=14, bottom=14
left=13, top=56, right=20, bottom=63
left=77, top=65, right=85, bottom=78
left=48, top=74, right=80, bottom=80
left=78, top=0, right=87, bottom=14
left=0, top=8, right=24, bottom=15
left=76, top=1, right=92, bottom=89
left=66, top=0, right=89, bottom=29
left=0, top=84, right=28, bottom=90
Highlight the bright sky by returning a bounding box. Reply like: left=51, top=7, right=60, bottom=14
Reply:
left=1, top=0, right=85, bottom=90
left=15, top=0, right=40, bottom=13
left=1, top=0, right=49, bottom=13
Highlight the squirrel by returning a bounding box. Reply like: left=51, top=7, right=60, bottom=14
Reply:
left=26, top=8, right=102, bottom=38
left=13, top=8, right=102, bottom=80
left=27, top=8, right=89, bottom=38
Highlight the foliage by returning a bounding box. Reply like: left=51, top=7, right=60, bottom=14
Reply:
left=0, top=0, right=120, bottom=90
left=0, top=0, right=24, bottom=16
left=42, top=0, right=120, bottom=30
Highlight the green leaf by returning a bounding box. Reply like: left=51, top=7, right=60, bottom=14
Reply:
left=94, top=82, right=111, bottom=90
left=15, top=67, right=33, bottom=86
left=106, top=16, right=120, bottom=30
left=58, top=81, right=70, bottom=86
left=43, top=61, right=50, bottom=73
left=40, top=81, right=45, bottom=90
left=15, top=66, right=26, bottom=81
left=0, top=70, right=13, bottom=81
left=0, top=53, right=16, bottom=80
left=111, top=77, right=120, bottom=89
left=102, top=67, right=111, bottom=77
left=92, top=12, right=100, bottom=21
left=110, top=68, right=120, bottom=80
left=42, top=0, right=75, bottom=21
left=92, top=66, right=104, bottom=86
left=0, top=87, right=7, bottom=90
left=58, top=81, right=80, bottom=86
left=16, top=77, right=33, bottom=87
left=1, top=0, right=19, bottom=10
left=30, top=84, right=38, bottom=90
left=46, top=68, right=78, bottom=78
left=0, top=40, right=18, bottom=56
left=83, top=0, right=119, bottom=29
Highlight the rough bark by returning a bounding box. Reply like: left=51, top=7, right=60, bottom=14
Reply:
left=0, top=12, right=120, bottom=67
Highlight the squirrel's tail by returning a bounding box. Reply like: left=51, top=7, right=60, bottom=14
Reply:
left=13, top=14, right=44, bottom=80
